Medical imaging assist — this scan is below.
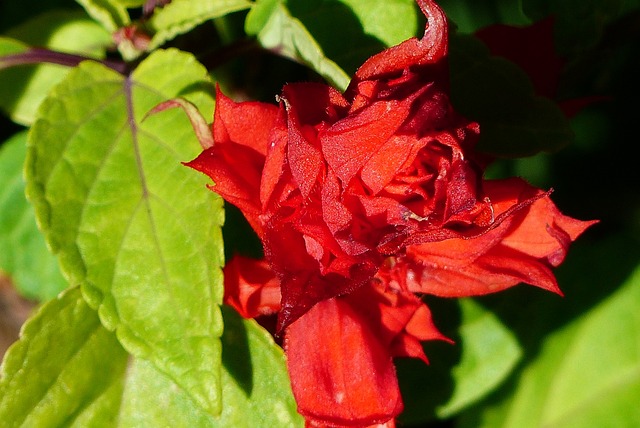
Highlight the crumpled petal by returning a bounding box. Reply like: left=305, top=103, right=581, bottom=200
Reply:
left=390, top=178, right=597, bottom=297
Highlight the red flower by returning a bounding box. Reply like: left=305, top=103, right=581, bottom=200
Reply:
left=184, top=0, right=595, bottom=425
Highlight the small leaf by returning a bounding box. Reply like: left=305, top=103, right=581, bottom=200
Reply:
left=25, top=49, right=224, bottom=416
left=246, top=0, right=350, bottom=90
left=0, top=132, right=67, bottom=300
left=449, top=33, right=573, bottom=157
left=146, top=0, right=252, bottom=50
left=119, top=306, right=303, bottom=427
left=0, top=11, right=112, bottom=125
left=75, top=0, right=130, bottom=32
left=285, top=0, right=420, bottom=76
left=0, top=287, right=129, bottom=427
left=246, top=0, right=420, bottom=91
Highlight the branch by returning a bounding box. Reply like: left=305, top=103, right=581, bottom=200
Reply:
left=0, top=48, right=128, bottom=75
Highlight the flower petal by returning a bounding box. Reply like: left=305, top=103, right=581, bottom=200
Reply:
left=397, top=178, right=596, bottom=296
left=223, top=256, right=281, bottom=319
left=351, top=0, right=448, bottom=83
left=186, top=88, right=279, bottom=235
left=285, top=297, right=403, bottom=427
left=212, top=86, right=278, bottom=156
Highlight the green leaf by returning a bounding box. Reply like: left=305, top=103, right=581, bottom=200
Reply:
left=449, top=33, right=573, bottom=157
left=119, top=306, right=303, bottom=427
left=459, top=244, right=640, bottom=427
left=75, top=0, right=130, bottom=32
left=286, top=0, right=419, bottom=76
left=0, top=287, right=129, bottom=427
left=398, top=298, right=522, bottom=424
left=437, top=299, right=522, bottom=418
left=0, top=132, right=67, bottom=301
left=246, top=0, right=350, bottom=91
left=246, top=0, right=419, bottom=90
left=1, top=292, right=300, bottom=425
left=25, top=49, right=224, bottom=416
left=146, top=0, right=252, bottom=50
left=0, top=11, right=112, bottom=125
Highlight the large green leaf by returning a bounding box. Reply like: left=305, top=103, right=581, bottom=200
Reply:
left=0, top=287, right=129, bottom=427
left=120, top=306, right=303, bottom=427
left=449, top=33, right=573, bottom=157
left=0, top=11, right=112, bottom=125
left=25, top=49, right=225, bottom=416
left=0, top=132, right=67, bottom=301
left=146, top=0, right=252, bottom=50
left=0, top=290, right=302, bottom=426
left=246, top=0, right=419, bottom=91
left=398, top=298, right=522, bottom=424
left=459, top=248, right=640, bottom=427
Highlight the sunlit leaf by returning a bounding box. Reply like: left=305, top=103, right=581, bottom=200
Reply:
left=25, top=49, right=224, bottom=416
left=146, top=0, right=251, bottom=50
left=120, top=306, right=303, bottom=427
left=113, top=0, right=145, bottom=7
left=0, top=132, right=67, bottom=300
left=0, top=287, right=128, bottom=427
left=437, top=299, right=522, bottom=418
left=0, top=291, right=301, bottom=426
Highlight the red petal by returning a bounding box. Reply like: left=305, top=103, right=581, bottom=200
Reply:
left=186, top=145, right=265, bottom=235
left=186, top=87, right=279, bottom=236
left=223, top=256, right=281, bottom=319
left=407, top=243, right=562, bottom=296
left=285, top=297, right=403, bottom=427
left=282, top=88, right=326, bottom=198
left=399, top=178, right=596, bottom=296
left=321, top=97, right=413, bottom=185
left=485, top=179, right=597, bottom=265
left=352, top=0, right=447, bottom=82
left=213, top=86, right=278, bottom=156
